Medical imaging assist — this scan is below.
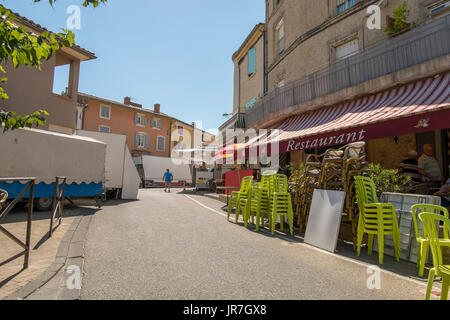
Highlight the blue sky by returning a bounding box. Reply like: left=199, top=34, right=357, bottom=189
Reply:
left=4, top=0, right=265, bottom=133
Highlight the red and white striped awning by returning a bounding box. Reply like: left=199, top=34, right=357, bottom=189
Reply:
left=272, top=73, right=450, bottom=154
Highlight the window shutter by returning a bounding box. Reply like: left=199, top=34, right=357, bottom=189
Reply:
left=158, top=119, right=162, bottom=129
left=145, top=134, right=150, bottom=149
left=135, top=132, right=139, bottom=147
left=248, top=48, right=256, bottom=76
left=144, top=115, right=148, bottom=126
left=134, top=114, right=139, bottom=124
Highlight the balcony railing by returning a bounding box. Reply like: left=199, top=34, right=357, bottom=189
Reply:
left=246, top=14, right=450, bottom=127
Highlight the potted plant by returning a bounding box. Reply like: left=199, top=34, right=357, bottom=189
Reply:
left=384, top=1, right=416, bottom=37
left=366, top=163, right=412, bottom=197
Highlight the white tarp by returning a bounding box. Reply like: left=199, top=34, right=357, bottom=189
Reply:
left=122, top=147, right=140, bottom=200
left=142, top=155, right=192, bottom=183
left=0, top=128, right=106, bottom=184
left=77, top=130, right=140, bottom=200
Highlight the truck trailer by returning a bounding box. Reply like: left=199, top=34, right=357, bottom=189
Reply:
left=0, top=128, right=106, bottom=211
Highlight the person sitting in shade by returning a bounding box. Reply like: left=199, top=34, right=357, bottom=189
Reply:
left=434, top=177, right=450, bottom=207
left=399, top=150, right=421, bottom=184
left=418, top=144, right=443, bottom=188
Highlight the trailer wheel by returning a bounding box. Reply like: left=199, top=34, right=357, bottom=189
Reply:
left=34, top=197, right=53, bottom=212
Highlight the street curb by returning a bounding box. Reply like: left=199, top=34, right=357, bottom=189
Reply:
left=4, top=211, right=95, bottom=300
left=202, top=193, right=227, bottom=204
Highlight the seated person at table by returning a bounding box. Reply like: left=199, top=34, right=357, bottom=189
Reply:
left=418, top=144, right=443, bottom=188
left=434, top=178, right=450, bottom=207
left=399, top=150, right=422, bottom=184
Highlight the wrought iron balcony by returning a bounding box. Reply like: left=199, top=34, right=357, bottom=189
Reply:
left=246, top=14, right=450, bottom=128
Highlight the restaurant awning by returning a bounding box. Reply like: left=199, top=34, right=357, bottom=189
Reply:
left=270, top=73, right=450, bottom=154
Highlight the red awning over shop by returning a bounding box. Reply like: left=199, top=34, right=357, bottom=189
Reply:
left=272, top=74, right=450, bottom=154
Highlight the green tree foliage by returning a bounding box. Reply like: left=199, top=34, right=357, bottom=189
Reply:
left=0, top=0, right=106, bottom=132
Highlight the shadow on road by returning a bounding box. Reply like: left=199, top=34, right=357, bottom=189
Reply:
left=225, top=206, right=429, bottom=284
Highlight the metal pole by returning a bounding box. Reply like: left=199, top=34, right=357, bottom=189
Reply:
left=24, top=180, right=34, bottom=269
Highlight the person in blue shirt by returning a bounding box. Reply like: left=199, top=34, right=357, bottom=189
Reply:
left=163, top=169, right=173, bottom=193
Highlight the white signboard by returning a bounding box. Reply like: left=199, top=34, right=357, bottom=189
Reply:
left=304, top=189, right=346, bottom=253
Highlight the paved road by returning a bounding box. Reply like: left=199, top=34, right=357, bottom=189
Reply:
left=80, top=189, right=432, bottom=300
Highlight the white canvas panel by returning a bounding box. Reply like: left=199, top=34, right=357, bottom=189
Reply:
left=304, top=189, right=346, bottom=253
left=121, top=146, right=140, bottom=200
left=77, top=130, right=126, bottom=189
left=142, top=155, right=192, bottom=183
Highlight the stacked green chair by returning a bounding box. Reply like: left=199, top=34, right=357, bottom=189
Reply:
left=412, top=204, right=450, bottom=277
left=419, top=212, right=450, bottom=300
left=227, top=176, right=253, bottom=222
left=354, top=176, right=401, bottom=264
left=256, top=174, right=274, bottom=231
left=270, top=174, right=294, bottom=236
left=244, top=186, right=261, bottom=229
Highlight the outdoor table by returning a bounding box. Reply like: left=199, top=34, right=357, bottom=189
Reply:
left=374, top=192, right=441, bottom=263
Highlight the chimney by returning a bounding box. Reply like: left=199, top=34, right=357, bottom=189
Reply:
left=154, top=104, right=160, bottom=113
left=124, top=97, right=142, bottom=108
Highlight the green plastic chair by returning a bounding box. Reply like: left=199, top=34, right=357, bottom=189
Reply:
left=271, top=192, right=294, bottom=236
left=418, top=212, right=450, bottom=300
left=354, top=176, right=401, bottom=264
left=412, top=204, right=450, bottom=277
left=227, top=176, right=253, bottom=223
left=256, top=174, right=274, bottom=230
left=269, top=174, right=294, bottom=236
left=244, top=186, right=261, bottom=229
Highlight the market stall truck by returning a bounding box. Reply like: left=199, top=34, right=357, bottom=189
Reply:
left=77, top=130, right=140, bottom=200
left=0, top=128, right=106, bottom=211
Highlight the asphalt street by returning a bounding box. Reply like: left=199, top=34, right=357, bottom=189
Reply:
left=80, top=189, right=433, bottom=300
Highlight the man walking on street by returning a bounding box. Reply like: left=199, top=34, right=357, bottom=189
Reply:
left=163, top=169, right=173, bottom=193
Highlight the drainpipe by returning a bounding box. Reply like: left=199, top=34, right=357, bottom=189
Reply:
left=263, top=27, right=268, bottom=95
left=238, top=62, right=241, bottom=114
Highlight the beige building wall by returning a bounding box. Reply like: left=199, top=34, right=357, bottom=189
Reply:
left=171, top=121, right=193, bottom=158
left=265, top=0, right=438, bottom=90
left=1, top=53, right=81, bottom=134
left=232, top=24, right=265, bottom=115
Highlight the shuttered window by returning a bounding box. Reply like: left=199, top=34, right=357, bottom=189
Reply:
left=135, top=132, right=149, bottom=149
left=151, top=118, right=163, bottom=129
left=248, top=48, right=256, bottom=76
left=134, top=114, right=147, bottom=126
left=157, top=136, right=165, bottom=151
